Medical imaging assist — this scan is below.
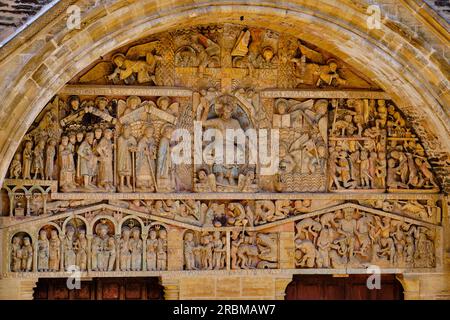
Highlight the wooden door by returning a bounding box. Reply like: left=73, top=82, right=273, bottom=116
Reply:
left=33, top=277, right=164, bottom=300
left=285, top=275, right=403, bottom=300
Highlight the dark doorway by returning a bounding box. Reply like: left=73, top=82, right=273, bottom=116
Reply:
left=34, top=277, right=164, bottom=300
left=285, top=274, right=403, bottom=300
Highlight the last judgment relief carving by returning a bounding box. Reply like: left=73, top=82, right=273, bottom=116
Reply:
left=1, top=24, right=442, bottom=276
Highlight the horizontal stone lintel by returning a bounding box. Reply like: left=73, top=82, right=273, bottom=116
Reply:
left=60, top=85, right=193, bottom=97
left=3, top=267, right=440, bottom=279
left=261, top=89, right=390, bottom=99
left=50, top=191, right=443, bottom=200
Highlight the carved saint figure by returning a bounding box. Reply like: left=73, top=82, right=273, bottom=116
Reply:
left=146, top=230, right=158, bottom=271
left=157, top=125, right=175, bottom=192
left=37, top=230, right=49, bottom=272
left=136, top=126, right=156, bottom=191
left=45, top=139, right=56, bottom=180
left=22, top=141, right=33, bottom=179
left=95, top=129, right=114, bottom=190
left=157, top=229, right=167, bottom=271
left=119, top=227, right=132, bottom=271
left=184, top=232, right=196, bottom=270
left=59, top=136, right=76, bottom=190
left=77, top=132, right=98, bottom=189
left=63, top=226, right=76, bottom=270
left=106, top=237, right=116, bottom=271
left=92, top=223, right=111, bottom=271
left=117, top=126, right=137, bottom=191
left=21, top=237, right=33, bottom=272
left=32, top=139, right=45, bottom=179
left=74, top=229, right=88, bottom=271
left=48, top=230, right=61, bottom=271
left=129, top=227, right=142, bottom=271
left=212, top=231, right=225, bottom=270
left=11, top=236, right=22, bottom=272
left=10, top=154, right=22, bottom=179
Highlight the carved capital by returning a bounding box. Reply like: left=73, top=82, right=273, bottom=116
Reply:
left=274, top=275, right=294, bottom=300
left=396, top=274, right=421, bottom=300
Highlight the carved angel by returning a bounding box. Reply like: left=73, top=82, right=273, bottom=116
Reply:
left=107, top=41, right=162, bottom=85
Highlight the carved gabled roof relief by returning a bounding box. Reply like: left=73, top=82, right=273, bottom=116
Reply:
left=0, top=24, right=444, bottom=278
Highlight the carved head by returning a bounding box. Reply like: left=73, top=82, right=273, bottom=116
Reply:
left=50, top=230, right=58, bottom=239
left=12, top=236, right=21, bottom=245
left=159, top=229, right=167, bottom=239
left=121, top=226, right=131, bottom=239
left=24, top=140, right=33, bottom=150
left=97, top=223, right=109, bottom=237
left=157, top=96, right=170, bottom=110
left=94, top=128, right=103, bottom=140
left=78, top=229, right=86, bottom=238
left=184, top=232, right=193, bottom=241
left=328, top=60, right=338, bottom=72
left=144, top=126, right=154, bottom=138
left=149, top=230, right=157, bottom=239
left=76, top=132, right=84, bottom=143
left=162, top=125, right=174, bottom=139
left=104, top=129, right=113, bottom=140
left=275, top=99, right=288, bottom=115
left=66, top=225, right=75, bottom=237
left=23, top=237, right=31, bottom=246
left=126, top=96, right=141, bottom=109
left=60, top=136, right=69, bottom=147
left=13, top=153, right=21, bottom=161
left=86, top=132, right=95, bottom=145
left=198, top=169, right=207, bottom=181
left=262, top=46, right=274, bottom=62
left=39, top=230, right=47, bottom=240
left=388, top=158, right=396, bottom=168
left=68, top=96, right=80, bottom=111
left=95, top=96, right=108, bottom=110
left=154, top=200, right=163, bottom=210
left=343, top=208, right=354, bottom=220
left=112, top=54, right=126, bottom=67
left=131, top=227, right=140, bottom=239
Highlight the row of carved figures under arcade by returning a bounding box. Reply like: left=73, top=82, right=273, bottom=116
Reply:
left=11, top=220, right=168, bottom=273
left=9, top=207, right=436, bottom=273
left=4, top=94, right=439, bottom=199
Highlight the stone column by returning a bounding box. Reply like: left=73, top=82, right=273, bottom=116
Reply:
left=159, top=276, right=180, bottom=300
left=278, top=222, right=295, bottom=269
left=396, top=274, right=420, bottom=300
left=142, top=233, right=148, bottom=271
left=274, top=275, right=294, bottom=300
left=0, top=278, right=38, bottom=300
left=167, top=226, right=183, bottom=271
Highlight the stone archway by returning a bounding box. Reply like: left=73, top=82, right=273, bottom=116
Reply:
left=0, top=1, right=449, bottom=300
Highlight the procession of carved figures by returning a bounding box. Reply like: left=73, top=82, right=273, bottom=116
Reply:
left=1, top=24, right=442, bottom=275
left=2, top=94, right=438, bottom=201
left=294, top=208, right=436, bottom=269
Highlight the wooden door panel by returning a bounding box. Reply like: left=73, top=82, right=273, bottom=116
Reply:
left=34, top=277, right=163, bottom=300
left=285, top=275, right=403, bottom=300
